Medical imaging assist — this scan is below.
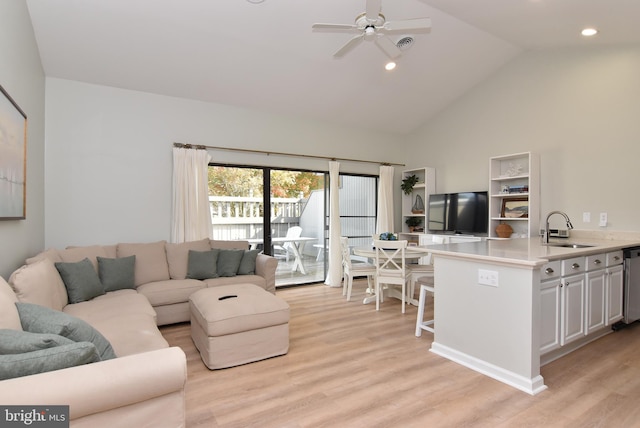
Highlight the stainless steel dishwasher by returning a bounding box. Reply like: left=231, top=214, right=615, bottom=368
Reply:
left=622, top=247, right=640, bottom=325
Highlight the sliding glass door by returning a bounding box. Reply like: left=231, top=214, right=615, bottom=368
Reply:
left=209, top=165, right=376, bottom=287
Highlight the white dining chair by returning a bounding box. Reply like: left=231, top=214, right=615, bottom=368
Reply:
left=373, top=239, right=411, bottom=313
left=340, top=237, right=376, bottom=301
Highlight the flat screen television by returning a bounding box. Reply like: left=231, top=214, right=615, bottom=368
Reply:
left=427, top=191, right=488, bottom=235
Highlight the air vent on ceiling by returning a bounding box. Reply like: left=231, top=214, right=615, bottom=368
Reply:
left=396, top=36, right=414, bottom=51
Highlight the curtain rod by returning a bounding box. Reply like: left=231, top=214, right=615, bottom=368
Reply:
left=173, top=142, right=404, bottom=167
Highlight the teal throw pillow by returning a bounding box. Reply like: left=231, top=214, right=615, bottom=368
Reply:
left=217, top=249, right=245, bottom=277
left=0, top=342, right=100, bottom=380
left=237, top=249, right=260, bottom=275
left=54, top=258, right=105, bottom=303
left=16, top=302, right=117, bottom=360
left=97, top=255, right=136, bottom=292
left=186, top=249, right=219, bottom=280
left=0, top=329, right=75, bottom=354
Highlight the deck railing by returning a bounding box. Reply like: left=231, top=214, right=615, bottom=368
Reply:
left=209, top=196, right=304, bottom=240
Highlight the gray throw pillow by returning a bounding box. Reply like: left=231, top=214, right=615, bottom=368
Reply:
left=54, top=258, right=105, bottom=303
left=0, top=342, right=100, bottom=380
left=217, top=249, right=245, bottom=277
left=16, top=302, right=117, bottom=360
left=186, top=249, right=219, bottom=280
left=97, top=255, right=136, bottom=292
left=0, top=329, right=75, bottom=354
left=237, top=249, right=261, bottom=275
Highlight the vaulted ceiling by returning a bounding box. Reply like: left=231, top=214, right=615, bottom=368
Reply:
left=26, top=0, right=640, bottom=134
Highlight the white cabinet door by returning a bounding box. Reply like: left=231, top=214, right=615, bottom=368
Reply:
left=561, top=273, right=585, bottom=346
left=540, top=278, right=561, bottom=354
left=585, top=269, right=606, bottom=334
left=540, top=260, right=561, bottom=354
left=607, top=264, right=624, bottom=325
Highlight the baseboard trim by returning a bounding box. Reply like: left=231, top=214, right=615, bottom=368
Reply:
left=430, top=342, right=547, bottom=395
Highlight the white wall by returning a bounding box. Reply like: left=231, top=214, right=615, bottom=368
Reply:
left=44, top=79, right=403, bottom=248
left=406, top=46, right=640, bottom=233
left=0, top=2, right=45, bottom=278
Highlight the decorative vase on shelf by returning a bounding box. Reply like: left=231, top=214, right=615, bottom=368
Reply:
left=495, top=223, right=514, bottom=238
left=412, top=194, right=425, bottom=214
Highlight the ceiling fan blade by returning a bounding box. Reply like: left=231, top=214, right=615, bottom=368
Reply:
left=383, top=17, right=432, bottom=32
left=365, top=0, right=382, bottom=21
left=312, top=23, right=358, bottom=31
left=334, top=34, right=365, bottom=58
left=374, top=35, right=402, bottom=59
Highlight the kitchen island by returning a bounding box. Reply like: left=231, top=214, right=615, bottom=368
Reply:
left=425, top=237, right=639, bottom=395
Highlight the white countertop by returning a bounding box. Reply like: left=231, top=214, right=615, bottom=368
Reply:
left=425, top=237, right=640, bottom=267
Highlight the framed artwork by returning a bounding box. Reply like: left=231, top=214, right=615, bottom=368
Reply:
left=0, top=84, right=27, bottom=220
left=501, top=197, right=528, bottom=218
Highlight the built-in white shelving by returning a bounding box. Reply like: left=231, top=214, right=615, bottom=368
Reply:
left=488, top=152, right=540, bottom=239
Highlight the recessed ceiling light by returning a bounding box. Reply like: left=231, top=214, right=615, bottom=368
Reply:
left=581, top=28, right=598, bottom=37
left=385, top=62, right=396, bottom=71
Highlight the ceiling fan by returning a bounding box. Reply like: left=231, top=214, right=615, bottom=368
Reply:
left=312, top=0, right=431, bottom=60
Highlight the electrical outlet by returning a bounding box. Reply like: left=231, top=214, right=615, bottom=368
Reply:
left=583, top=212, right=591, bottom=223
left=599, top=212, right=608, bottom=227
left=478, top=269, right=499, bottom=287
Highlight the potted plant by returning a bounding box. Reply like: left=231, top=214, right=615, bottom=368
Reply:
left=401, top=174, right=419, bottom=195
left=405, top=217, right=423, bottom=232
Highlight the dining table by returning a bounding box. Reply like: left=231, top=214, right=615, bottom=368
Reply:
left=247, top=236, right=316, bottom=274
left=352, top=245, right=432, bottom=306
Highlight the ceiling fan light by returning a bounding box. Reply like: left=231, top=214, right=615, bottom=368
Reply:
left=385, top=62, right=396, bottom=71
left=581, top=28, right=598, bottom=37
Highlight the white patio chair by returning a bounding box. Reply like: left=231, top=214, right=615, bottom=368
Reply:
left=273, top=226, right=302, bottom=262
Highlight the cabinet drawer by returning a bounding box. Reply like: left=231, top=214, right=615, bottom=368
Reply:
left=606, top=251, right=623, bottom=266
left=562, top=256, right=586, bottom=275
left=541, top=260, right=561, bottom=279
left=586, top=253, right=606, bottom=271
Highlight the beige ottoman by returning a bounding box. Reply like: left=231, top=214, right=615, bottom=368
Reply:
left=189, top=283, right=290, bottom=369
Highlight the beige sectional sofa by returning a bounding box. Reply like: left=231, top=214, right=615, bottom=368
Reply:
left=0, top=238, right=278, bottom=427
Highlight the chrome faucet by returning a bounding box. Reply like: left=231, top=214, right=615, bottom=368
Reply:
left=543, top=211, right=574, bottom=244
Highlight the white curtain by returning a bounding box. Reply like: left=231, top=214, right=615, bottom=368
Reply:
left=376, top=165, right=395, bottom=234
left=171, top=147, right=213, bottom=243
left=324, top=161, right=342, bottom=287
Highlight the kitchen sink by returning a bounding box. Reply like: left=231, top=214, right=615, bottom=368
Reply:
left=547, top=243, right=594, bottom=248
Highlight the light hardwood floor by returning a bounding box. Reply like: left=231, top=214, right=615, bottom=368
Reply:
left=161, top=280, right=640, bottom=428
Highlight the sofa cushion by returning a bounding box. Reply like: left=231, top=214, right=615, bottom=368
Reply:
left=0, top=329, right=74, bottom=354
left=25, top=248, right=62, bottom=265
left=210, top=240, right=248, bottom=250
left=203, top=274, right=266, bottom=290
left=8, top=258, right=68, bottom=311
left=186, top=249, right=219, bottom=280
left=166, top=239, right=211, bottom=279
left=88, top=313, right=169, bottom=356
left=62, top=292, right=169, bottom=356
left=16, top=302, right=116, bottom=360
left=238, top=249, right=261, bottom=275
left=64, top=291, right=156, bottom=323
left=117, top=241, right=170, bottom=286
left=0, top=277, right=22, bottom=330
left=217, top=249, right=245, bottom=277
left=59, top=245, right=109, bottom=270
left=137, top=279, right=206, bottom=306
left=55, top=258, right=105, bottom=304
left=0, top=342, right=100, bottom=380
left=97, top=255, right=136, bottom=292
